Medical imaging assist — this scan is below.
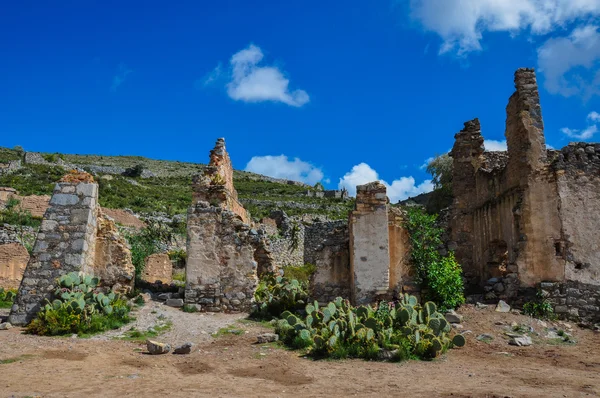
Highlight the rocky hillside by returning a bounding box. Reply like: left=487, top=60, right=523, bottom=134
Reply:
left=0, top=146, right=353, bottom=221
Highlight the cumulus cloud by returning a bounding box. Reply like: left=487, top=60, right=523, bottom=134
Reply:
left=204, top=44, right=309, bottom=107
left=338, top=163, right=433, bottom=203
left=560, top=111, right=600, bottom=140
left=484, top=139, right=508, bottom=151
left=245, top=155, right=323, bottom=185
left=408, top=0, right=600, bottom=55
left=110, top=63, right=132, bottom=92
left=538, top=25, right=600, bottom=97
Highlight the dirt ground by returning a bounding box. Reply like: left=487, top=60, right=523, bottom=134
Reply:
left=1, top=302, right=599, bottom=398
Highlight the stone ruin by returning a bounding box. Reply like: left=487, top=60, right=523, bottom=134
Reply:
left=450, top=68, right=600, bottom=323
left=184, top=138, right=275, bottom=312
left=9, top=171, right=134, bottom=325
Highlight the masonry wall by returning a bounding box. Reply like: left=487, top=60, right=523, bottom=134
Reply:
left=9, top=179, right=99, bottom=325
left=304, top=220, right=350, bottom=303
left=388, top=207, right=412, bottom=296
left=0, top=243, right=28, bottom=289
left=349, top=182, right=391, bottom=304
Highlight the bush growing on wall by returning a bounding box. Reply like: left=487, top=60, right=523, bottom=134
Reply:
left=124, top=221, right=174, bottom=276
left=404, top=207, right=465, bottom=311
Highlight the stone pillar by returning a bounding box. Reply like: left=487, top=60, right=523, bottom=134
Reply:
left=450, top=119, right=485, bottom=287
left=505, top=68, right=547, bottom=187
left=349, top=182, right=390, bottom=305
left=9, top=176, right=98, bottom=325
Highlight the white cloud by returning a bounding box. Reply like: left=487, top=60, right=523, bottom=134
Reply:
left=245, top=155, right=323, bottom=185
left=408, top=0, right=600, bottom=55
left=338, top=163, right=433, bottom=202
left=537, top=25, right=600, bottom=97
left=205, top=44, right=309, bottom=107
left=484, top=139, right=508, bottom=151
left=560, top=111, right=600, bottom=140
left=420, top=157, right=434, bottom=170
left=110, top=63, right=132, bottom=92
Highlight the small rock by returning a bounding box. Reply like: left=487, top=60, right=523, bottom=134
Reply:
left=166, top=298, right=184, bottom=307
left=256, top=333, right=279, bottom=344
left=476, top=302, right=488, bottom=309
left=445, top=310, right=463, bottom=324
left=476, top=334, right=494, bottom=342
left=493, top=283, right=505, bottom=293
left=173, top=342, right=193, bottom=355
left=495, top=300, right=511, bottom=313
left=484, top=292, right=497, bottom=300
left=494, top=321, right=504, bottom=326
left=509, top=335, right=532, bottom=347
left=146, top=340, right=171, bottom=355
left=0, top=322, right=12, bottom=330
left=378, top=349, right=397, bottom=360
left=510, top=309, right=521, bottom=315
left=452, top=323, right=464, bottom=330
left=157, top=293, right=172, bottom=301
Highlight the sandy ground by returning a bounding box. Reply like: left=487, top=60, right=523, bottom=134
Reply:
left=1, top=303, right=599, bottom=398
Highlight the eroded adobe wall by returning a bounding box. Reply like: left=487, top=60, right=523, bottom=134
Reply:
left=0, top=243, right=28, bottom=289
left=304, top=220, right=350, bottom=303
left=349, top=182, right=391, bottom=304
left=9, top=176, right=99, bottom=325
left=388, top=207, right=413, bottom=297
left=555, top=143, right=600, bottom=287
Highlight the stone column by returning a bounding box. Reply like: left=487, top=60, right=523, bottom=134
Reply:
left=9, top=177, right=98, bottom=325
left=349, top=182, right=390, bottom=305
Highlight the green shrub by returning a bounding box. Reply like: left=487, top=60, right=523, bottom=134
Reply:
left=0, top=199, right=41, bottom=228
left=26, top=272, right=131, bottom=336
left=124, top=221, right=173, bottom=276
left=274, top=294, right=466, bottom=361
left=281, top=263, right=316, bottom=284
left=523, top=290, right=556, bottom=320
left=252, top=274, right=309, bottom=319
left=404, top=207, right=464, bottom=311
left=0, top=288, right=17, bottom=308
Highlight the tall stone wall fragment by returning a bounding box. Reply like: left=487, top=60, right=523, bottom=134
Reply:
left=9, top=174, right=99, bottom=325
left=0, top=243, right=29, bottom=289
left=349, top=182, right=391, bottom=304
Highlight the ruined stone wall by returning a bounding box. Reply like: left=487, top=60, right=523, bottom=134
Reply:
left=304, top=220, right=350, bottom=303
left=349, top=182, right=390, bottom=304
left=92, top=212, right=135, bottom=293
left=141, top=253, right=173, bottom=284
left=192, top=138, right=250, bottom=224
left=542, top=281, right=600, bottom=325
left=185, top=202, right=274, bottom=312
left=555, top=143, right=600, bottom=287
left=266, top=211, right=305, bottom=268
left=388, top=207, right=413, bottom=297
left=9, top=177, right=99, bottom=325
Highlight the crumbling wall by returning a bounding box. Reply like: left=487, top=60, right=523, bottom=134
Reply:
left=0, top=243, right=28, bottom=289
left=9, top=174, right=99, bottom=325
left=349, top=182, right=391, bottom=304
left=266, top=210, right=305, bottom=268
left=542, top=281, right=600, bottom=325
left=304, top=220, right=350, bottom=303
left=92, top=212, right=135, bottom=293
left=185, top=138, right=275, bottom=312
left=388, top=207, right=412, bottom=297
left=185, top=202, right=274, bottom=312
left=142, top=253, right=173, bottom=284
left=192, top=138, right=250, bottom=224
left=555, top=143, right=600, bottom=286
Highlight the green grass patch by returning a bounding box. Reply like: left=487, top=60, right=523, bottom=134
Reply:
left=120, top=321, right=173, bottom=342
left=213, top=326, right=245, bottom=337
left=281, top=263, right=316, bottom=284
left=0, top=354, right=34, bottom=365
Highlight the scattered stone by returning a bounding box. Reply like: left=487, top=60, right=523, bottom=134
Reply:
left=256, top=333, right=279, bottom=344
left=146, top=340, right=171, bottom=355
left=173, top=342, right=193, bottom=355
left=494, top=321, right=505, bottom=326
left=378, top=349, right=397, bottom=360
left=452, top=324, right=464, bottom=330
left=493, top=283, right=505, bottom=293
left=509, top=335, right=532, bottom=347
left=166, top=298, right=184, bottom=307
left=510, top=309, right=521, bottom=315
left=0, top=322, right=12, bottom=330
left=445, top=310, right=463, bottom=324
left=476, top=334, right=494, bottom=342
left=495, top=300, right=511, bottom=313
left=476, top=302, right=488, bottom=309
left=157, top=293, right=172, bottom=301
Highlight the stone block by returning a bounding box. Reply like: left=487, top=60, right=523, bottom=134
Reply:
left=76, top=183, right=97, bottom=197
left=166, top=298, right=184, bottom=307
left=50, top=194, right=79, bottom=206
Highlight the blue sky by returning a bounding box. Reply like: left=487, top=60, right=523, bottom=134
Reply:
left=2, top=1, right=600, bottom=201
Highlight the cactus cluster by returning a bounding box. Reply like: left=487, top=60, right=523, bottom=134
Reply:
left=253, top=274, right=309, bottom=318
left=275, top=293, right=466, bottom=360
